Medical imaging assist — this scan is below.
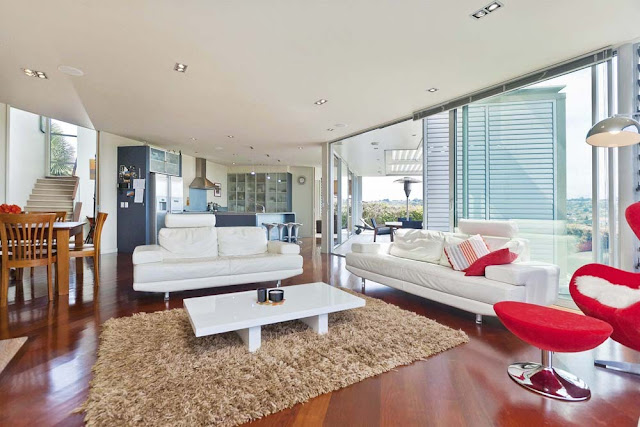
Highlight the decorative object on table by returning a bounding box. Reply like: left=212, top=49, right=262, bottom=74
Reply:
left=0, top=337, right=28, bottom=376
left=257, top=287, right=267, bottom=303
left=586, top=115, right=640, bottom=147
left=393, top=176, right=421, bottom=220
left=297, top=176, right=306, bottom=185
left=79, top=290, right=468, bottom=426
left=0, top=204, right=22, bottom=214
left=568, top=201, right=640, bottom=375
left=494, top=301, right=612, bottom=401
left=268, top=289, right=284, bottom=303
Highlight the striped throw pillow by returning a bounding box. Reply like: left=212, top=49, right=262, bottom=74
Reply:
left=444, top=234, right=490, bottom=271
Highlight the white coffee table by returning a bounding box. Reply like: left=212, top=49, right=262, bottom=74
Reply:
left=183, top=282, right=365, bottom=352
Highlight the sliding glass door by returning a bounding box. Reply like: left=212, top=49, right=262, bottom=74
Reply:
left=422, top=63, right=617, bottom=303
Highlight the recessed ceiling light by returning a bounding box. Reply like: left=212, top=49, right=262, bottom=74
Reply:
left=232, top=162, right=236, bottom=165
left=298, top=146, right=303, bottom=150
left=58, top=65, right=84, bottom=76
left=327, top=128, right=334, bottom=131
left=314, top=99, right=328, bottom=105
left=174, top=62, right=188, bottom=72
left=22, top=68, right=47, bottom=79
left=471, top=1, right=503, bottom=19
left=427, top=88, right=438, bottom=92
left=373, top=147, right=379, bottom=150
left=371, top=142, right=379, bottom=146
left=334, top=123, right=347, bottom=128
left=190, top=137, right=197, bottom=141
left=227, top=135, right=234, bottom=138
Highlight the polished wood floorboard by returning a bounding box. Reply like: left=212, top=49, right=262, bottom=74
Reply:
left=0, top=238, right=639, bottom=426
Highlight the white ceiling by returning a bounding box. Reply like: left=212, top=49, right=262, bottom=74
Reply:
left=1, top=0, right=639, bottom=168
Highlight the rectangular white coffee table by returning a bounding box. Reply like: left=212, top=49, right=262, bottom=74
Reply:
left=183, top=282, right=365, bottom=352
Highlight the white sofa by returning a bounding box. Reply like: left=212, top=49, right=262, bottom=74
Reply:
left=132, top=214, right=303, bottom=299
left=345, top=219, right=559, bottom=323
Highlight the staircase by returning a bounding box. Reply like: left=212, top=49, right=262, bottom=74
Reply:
left=24, top=176, right=78, bottom=219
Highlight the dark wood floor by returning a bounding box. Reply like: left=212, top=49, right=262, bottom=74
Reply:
left=0, top=238, right=639, bottom=426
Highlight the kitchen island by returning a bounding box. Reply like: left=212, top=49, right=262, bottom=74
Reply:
left=214, top=212, right=296, bottom=239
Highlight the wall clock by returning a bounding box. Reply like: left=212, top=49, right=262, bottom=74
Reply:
left=297, top=176, right=307, bottom=185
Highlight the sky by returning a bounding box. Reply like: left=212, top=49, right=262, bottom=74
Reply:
left=362, top=176, right=423, bottom=201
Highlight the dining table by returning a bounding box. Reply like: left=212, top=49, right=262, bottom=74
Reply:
left=52, top=221, right=86, bottom=295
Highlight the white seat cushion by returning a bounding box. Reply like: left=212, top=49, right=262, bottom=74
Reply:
left=217, top=227, right=268, bottom=256
left=226, top=253, right=303, bottom=275
left=164, top=213, right=216, bottom=227
left=134, top=257, right=230, bottom=284
left=348, top=252, right=524, bottom=305
left=158, top=227, right=218, bottom=258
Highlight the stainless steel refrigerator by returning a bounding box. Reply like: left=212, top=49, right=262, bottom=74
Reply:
left=149, top=173, right=183, bottom=244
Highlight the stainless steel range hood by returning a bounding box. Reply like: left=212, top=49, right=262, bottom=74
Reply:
left=189, top=158, right=217, bottom=190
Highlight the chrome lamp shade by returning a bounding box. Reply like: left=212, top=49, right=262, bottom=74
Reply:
left=586, top=116, right=640, bottom=147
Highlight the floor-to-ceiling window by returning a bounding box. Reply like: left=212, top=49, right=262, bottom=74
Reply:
left=423, top=63, right=615, bottom=303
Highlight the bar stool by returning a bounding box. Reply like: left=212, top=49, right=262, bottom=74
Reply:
left=262, top=223, right=277, bottom=241
left=276, top=223, right=287, bottom=242
left=291, top=223, right=303, bottom=244
left=285, top=222, right=295, bottom=243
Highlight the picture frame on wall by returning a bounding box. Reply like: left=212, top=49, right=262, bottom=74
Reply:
left=214, top=183, right=221, bottom=197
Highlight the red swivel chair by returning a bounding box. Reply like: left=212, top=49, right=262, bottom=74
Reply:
left=569, top=202, right=640, bottom=376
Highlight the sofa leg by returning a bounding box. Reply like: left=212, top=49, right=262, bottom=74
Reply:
left=475, top=314, right=482, bottom=325
left=276, top=279, right=281, bottom=288
left=164, top=292, right=169, bottom=302
left=361, top=278, right=365, bottom=293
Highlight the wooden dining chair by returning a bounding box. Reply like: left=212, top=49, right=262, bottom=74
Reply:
left=0, top=213, right=56, bottom=307
left=68, top=212, right=107, bottom=286
left=20, top=212, right=66, bottom=279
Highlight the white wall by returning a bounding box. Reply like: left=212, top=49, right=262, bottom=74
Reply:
left=206, top=160, right=228, bottom=205
left=98, top=132, right=142, bottom=253
left=181, top=153, right=196, bottom=209
left=0, top=103, right=7, bottom=203
left=290, top=166, right=314, bottom=238
left=76, top=127, right=97, bottom=221
left=7, top=107, right=45, bottom=207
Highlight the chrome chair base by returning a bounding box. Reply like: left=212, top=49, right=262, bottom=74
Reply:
left=595, top=360, right=640, bottom=376
left=507, top=362, right=591, bottom=401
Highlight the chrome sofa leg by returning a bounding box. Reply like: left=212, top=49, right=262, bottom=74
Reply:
left=476, top=314, right=482, bottom=325
left=276, top=279, right=281, bottom=288
left=164, top=292, right=169, bottom=302
left=361, top=277, right=365, bottom=292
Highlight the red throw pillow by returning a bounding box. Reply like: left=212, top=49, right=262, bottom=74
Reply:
left=464, top=248, right=517, bottom=276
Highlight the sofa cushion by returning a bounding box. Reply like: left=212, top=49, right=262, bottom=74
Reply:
left=348, top=252, right=526, bottom=305
left=158, top=227, right=218, bottom=258
left=438, top=235, right=465, bottom=267
left=444, top=234, right=490, bottom=271
left=465, top=248, right=517, bottom=276
left=217, top=226, right=268, bottom=256
left=134, top=257, right=230, bottom=284
left=226, top=253, right=303, bottom=275
left=389, top=229, right=444, bottom=263
left=458, top=219, right=518, bottom=238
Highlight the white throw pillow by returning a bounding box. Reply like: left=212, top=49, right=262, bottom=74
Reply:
left=158, top=227, right=218, bottom=258
left=390, top=229, right=444, bottom=263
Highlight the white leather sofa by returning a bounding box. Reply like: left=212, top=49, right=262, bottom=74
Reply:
left=132, top=214, right=303, bottom=300
left=345, top=219, right=559, bottom=323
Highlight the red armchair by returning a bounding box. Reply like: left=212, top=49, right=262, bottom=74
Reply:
left=569, top=202, right=640, bottom=376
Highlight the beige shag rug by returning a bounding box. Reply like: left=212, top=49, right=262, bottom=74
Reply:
left=80, top=290, right=468, bottom=426
left=0, top=336, right=27, bottom=376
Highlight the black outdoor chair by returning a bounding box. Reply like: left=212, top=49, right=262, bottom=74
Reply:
left=354, top=218, right=375, bottom=235
left=401, top=220, right=423, bottom=229
left=371, top=218, right=391, bottom=242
